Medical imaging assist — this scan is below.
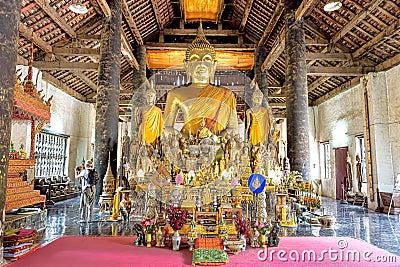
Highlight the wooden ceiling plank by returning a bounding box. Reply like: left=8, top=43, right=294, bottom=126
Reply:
left=261, top=29, right=285, bottom=71
left=295, top=0, right=319, bottom=20
left=121, top=30, right=139, bottom=70
left=77, top=34, right=101, bottom=41
left=331, top=0, right=385, bottom=44
left=313, top=76, right=361, bottom=105
left=353, top=18, right=400, bottom=59
left=94, top=0, right=111, bottom=17
left=122, top=0, right=144, bottom=45
left=150, top=0, right=163, bottom=30
left=307, top=66, right=372, bottom=76
left=18, top=22, right=53, bottom=53
left=145, top=42, right=256, bottom=50
left=258, top=0, right=284, bottom=46
left=18, top=54, right=85, bottom=101
left=375, top=51, right=400, bottom=71
left=306, top=52, right=352, bottom=61
left=376, top=6, right=397, bottom=21
left=32, top=61, right=99, bottom=70
left=163, top=28, right=239, bottom=36
left=368, top=13, right=388, bottom=28
left=34, top=0, right=77, bottom=39
left=53, top=47, right=100, bottom=56
left=239, top=0, right=254, bottom=32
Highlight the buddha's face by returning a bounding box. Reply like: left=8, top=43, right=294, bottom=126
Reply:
left=252, top=93, right=263, bottom=107
left=146, top=91, right=156, bottom=105
left=186, top=49, right=216, bottom=84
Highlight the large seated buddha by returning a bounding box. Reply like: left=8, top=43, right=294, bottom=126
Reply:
left=163, top=25, right=238, bottom=137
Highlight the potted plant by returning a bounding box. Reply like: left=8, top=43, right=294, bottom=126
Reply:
left=141, top=217, right=155, bottom=247
left=166, top=205, right=189, bottom=250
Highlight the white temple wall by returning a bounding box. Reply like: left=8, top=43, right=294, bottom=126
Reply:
left=313, top=64, right=400, bottom=209
left=14, top=65, right=95, bottom=182
left=313, top=82, right=365, bottom=199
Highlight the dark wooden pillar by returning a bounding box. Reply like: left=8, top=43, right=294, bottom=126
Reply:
left=131, top=45, right=147, bottom=131
left=0, top=1, right=22, bottom=263
left=254, top=46, right=269, bottom=107
left=94, top=0, right=122, bottom=204
left=284, top=0, right=310, bottom=180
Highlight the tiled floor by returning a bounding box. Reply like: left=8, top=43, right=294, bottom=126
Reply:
left=38, top=196, right=400, bottom=256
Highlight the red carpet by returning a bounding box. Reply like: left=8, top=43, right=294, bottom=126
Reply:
left=6, top=236, right=399, bottom=267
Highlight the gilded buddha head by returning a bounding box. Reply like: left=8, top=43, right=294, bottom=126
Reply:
left=184, top=24, right=217, bottom=85
left=145, top=85, right=156, bottom=106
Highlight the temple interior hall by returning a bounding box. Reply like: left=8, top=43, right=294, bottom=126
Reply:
left=0, top=0, right=399, bottom=266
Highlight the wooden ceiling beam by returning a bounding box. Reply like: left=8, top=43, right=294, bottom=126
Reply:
left=261, top=29, right=285, bottom=71
left=34, top=0, right=77, bottom=39
left=239, top=0, right=254, bottom=32
left=122, top=0, right=143, bottom=45
left=163, top=28, right=239, bottom=36
left=93, top=0, right=111, bottom=17
left=313, top=76, right=361, bottom=105
left=375, top=51, right=400, bottom=72
left=18, top=22, right=53, bottom=53
left=306, top=52, right=352, bottom=61
left=305, top=38, right=329, bottom=46
left=76, top=34, right=101, bottom=41
left=150, top=0, right=163, bottom=30
left=353, top=18, right=400, bottom=59
left=52, top=47, right=100, bottom=56
left=307, top=66, right=373, bottom=76
left=295, top=0, right=319, bottom=20
left=32, top=61, right=99, bottom=70
left=145, top=42, right=256, bottom=50
left=258, top=0, right=284, bottom=46
left=260, top=1, right=324, bottom=71
left=17, top=55, right=86, bottom=101
left=121, top=31, right=139, bottom=70
left=331, top=0, right=385, bottom=44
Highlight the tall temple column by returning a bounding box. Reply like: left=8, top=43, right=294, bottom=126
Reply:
left=284, top=0, right=310, bottom=180
left=0, top=1, right=22, bottom=264
left=131, top=45, right=147, bottom=132
left=254, top=46, right=269, bottom=106
left=94, top=0, right=122, bottom=204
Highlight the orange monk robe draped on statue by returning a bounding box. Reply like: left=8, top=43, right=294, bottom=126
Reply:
left=181, top=85, right=237, bottom=136
left=248, top=108, right=270, bottom=146
left=140, top=105, right=164, bottom=144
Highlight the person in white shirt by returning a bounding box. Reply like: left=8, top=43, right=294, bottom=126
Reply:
left=76, top=160, right=96, bottom=222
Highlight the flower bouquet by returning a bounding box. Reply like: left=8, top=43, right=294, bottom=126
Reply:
left=235, top=217, right=250, bottom=236
left=257, top=221, right=271, bottom=235
left=166, top=205, right=190, bottom=231
left=141, top=217, right=155, bottom=234
left=141, top=217, right=155, bottom=247
left=165, top=206, right=189, bottom=251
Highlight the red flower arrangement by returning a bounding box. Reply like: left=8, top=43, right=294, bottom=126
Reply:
left=141, top=217, right=155, bottom=233
left=166, top=206, right=190, bottom=231
left=235, top=217, right=250, bottom=236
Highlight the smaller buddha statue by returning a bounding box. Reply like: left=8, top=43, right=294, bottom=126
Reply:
left=119, top=192, right=132, bottom=222
left=246, top=85, right=271, bottom=147
left=136, top=87, right=164, bottom=145
left=196, top=118, right=213, bottom=140
left=19, top=144, right=28, bottom=159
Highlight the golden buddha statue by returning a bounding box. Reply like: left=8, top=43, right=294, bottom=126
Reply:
left=136, top=87, right=164, bottom=144
left=196, top=117, right=213, bottom=139
left=164, top=24, right=238, bottom=137
left=246, top=85, right=271, bottom=146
